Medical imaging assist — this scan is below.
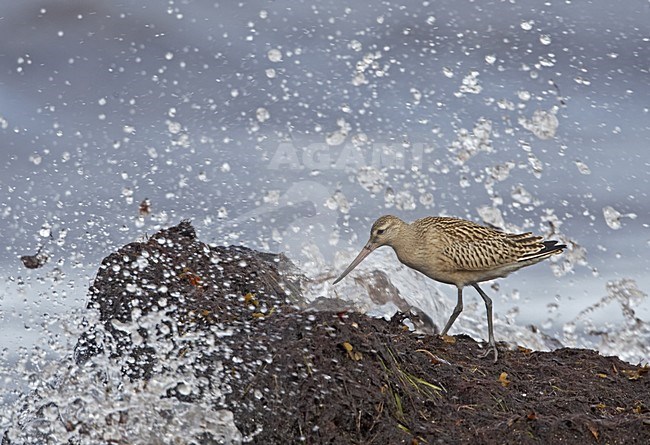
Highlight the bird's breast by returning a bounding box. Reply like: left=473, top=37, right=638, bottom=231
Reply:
left=393, top=245, right=457, bottom=285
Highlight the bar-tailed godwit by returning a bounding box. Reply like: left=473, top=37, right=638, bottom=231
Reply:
left=333, top=215, right=566, bottom=362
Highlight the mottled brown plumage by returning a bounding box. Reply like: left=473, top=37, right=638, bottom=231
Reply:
left=333, top=215, right=566, bottom=362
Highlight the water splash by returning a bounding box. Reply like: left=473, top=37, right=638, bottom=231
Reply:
left=602, top=205, right=637, bottom=230
left=1, top=310, right=243, bottom=444
left=564, top=278, right=649, bottom=363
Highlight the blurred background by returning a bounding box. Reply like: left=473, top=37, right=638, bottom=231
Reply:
left=1, top=0, right=648, bottom=405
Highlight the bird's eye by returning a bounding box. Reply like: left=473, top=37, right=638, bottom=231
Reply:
left=376, top=228, right=386, bottom=235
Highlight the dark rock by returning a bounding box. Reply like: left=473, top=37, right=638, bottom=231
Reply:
left=9, top=220, right=649, bottom=444
left=74, top=219, right=304, bottom=377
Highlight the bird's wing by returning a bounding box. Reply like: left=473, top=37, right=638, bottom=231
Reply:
left=441, top=238, right=520, bottom=271
left=439, top=229, right=548, bottom=271
left=419, top=217, right=555, bottom=271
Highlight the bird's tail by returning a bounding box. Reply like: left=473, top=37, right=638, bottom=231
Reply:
left=518, top=240, right=566, bottom=262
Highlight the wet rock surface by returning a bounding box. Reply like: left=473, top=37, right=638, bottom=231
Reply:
left=7, top=221, right=649, bottom=444
left=74, top=220, right=304, bottom=378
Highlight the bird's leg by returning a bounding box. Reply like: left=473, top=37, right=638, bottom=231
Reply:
left=440, top=287, right=464, bottom=335
left=472, top=284, right=498, bottom=363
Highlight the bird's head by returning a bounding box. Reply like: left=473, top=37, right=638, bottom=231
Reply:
left=367, top=214, right=404, bottom=248
left=333, top=215, right=405, bottom=284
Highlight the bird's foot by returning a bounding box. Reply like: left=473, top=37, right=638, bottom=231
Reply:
left=478, top=342, right=499, bottom=363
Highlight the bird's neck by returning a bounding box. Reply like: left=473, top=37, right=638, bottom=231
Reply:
left=388, top=222, right=418, bottom=259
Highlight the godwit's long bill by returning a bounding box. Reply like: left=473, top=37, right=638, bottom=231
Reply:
left=333, top=215, right=566, bottom=362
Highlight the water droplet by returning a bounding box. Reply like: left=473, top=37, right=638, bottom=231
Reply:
left=574, top=160, right=591, bottom=175
left=603, top=206, right=622, bottom=229
left=520, top=20, right=533, bottom=31
left=511, top=185, right=533, bottom=204
left=356, top=166, right=386, bottom=194
left=324, top=131, right=344, bottom=146
left=348, top=40, right=362, bottom=51
left=519, top=109, right=558, bottom=140
left=29, top=153, right=42, bottom=165
left=39, top=225, right=52, bottom=238
left=256, top=107, right=270, bottom=122
left=267, top=48, right=283, bottom=62
left=177, top=382, right=192, bottom=396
